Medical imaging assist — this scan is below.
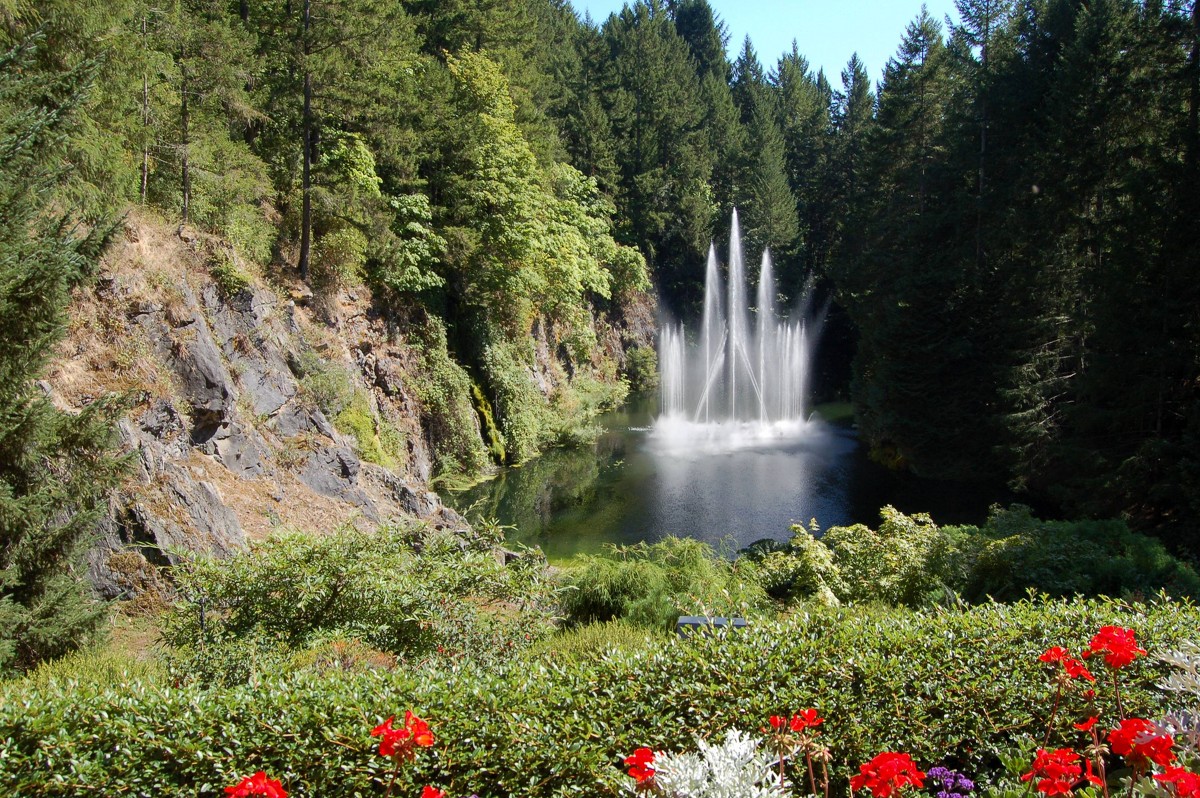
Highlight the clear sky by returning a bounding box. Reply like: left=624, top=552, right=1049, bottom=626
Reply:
left=571, top=0, right=961, bottom=88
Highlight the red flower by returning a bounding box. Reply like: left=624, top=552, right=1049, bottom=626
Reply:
left=225, top=772, right=287, bottom=798
left=625, top=747, right=656, bottom=784
left=1108, top=718, right=1176, bottom=769
left=1041, top=647, right=1070, bottom=663
left=405, top=711, right=435, bottom=748
left=790, top=708, right=825, bottom=732
left=371, top=716, right=409, bottom=757
left=1083, top=626, right=1147, bottom=669
left=371, top=711, right=435, bottom=759
left=1155, top=767, right=1200, bottom=798
left=1063, top=658, right=1095, bottom=682
left=420, top=788, right=445, bottom=798
left=769, top=715, right=786, bottom=730
left=1041, top=646, right=1094, bottom=681
left=850, top=752, right=926, bottom=798
left=1073, top=717, right=1099, bottom=732
left=1021, top=748, right=1086, bottom=796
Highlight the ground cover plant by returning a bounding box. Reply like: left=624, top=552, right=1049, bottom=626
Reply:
left=2, top=596, right=1198, bottom=797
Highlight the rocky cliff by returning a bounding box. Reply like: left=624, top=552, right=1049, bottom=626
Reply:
left=45, top=216, right=650, bottom=600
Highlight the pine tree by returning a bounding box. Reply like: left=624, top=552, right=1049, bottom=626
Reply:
left=0, top=35, right=125, bottom=672
left=599, top=0, right=714, bottom=307
left=731, top=37, right=799, bottom=264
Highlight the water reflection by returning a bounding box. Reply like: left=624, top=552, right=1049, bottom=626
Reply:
left=441, top=399, right=1015, bottom=562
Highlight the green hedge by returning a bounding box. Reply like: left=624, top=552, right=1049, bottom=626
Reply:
left=2, top=597, right=1196, bottom=797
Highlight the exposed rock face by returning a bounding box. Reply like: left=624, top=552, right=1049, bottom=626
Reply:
left=52, top=221, right=469, bottom=598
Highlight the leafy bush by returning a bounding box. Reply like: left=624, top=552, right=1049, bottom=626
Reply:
left=756, top=506, right=1200, bottom=608
left=955, top=505, right=1200, bottom=602
left=522, top=619, right=663, bottom=668
left=406, top=315, right=490, bottom=477
left=3, top=597, right=1197, bottom=797
left=558, top=536, right=771, bottom=631
left=159, top=524, right=555, bottom=684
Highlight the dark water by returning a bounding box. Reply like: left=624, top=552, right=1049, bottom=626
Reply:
left=441, top=398, right=1017, bottom=561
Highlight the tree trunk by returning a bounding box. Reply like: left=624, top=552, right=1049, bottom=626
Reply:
left=180, top=58, right=191, bottom=225
left=141, top=16, right=149, bottom=205
left=1189, top=0, right=1199, bottom=172
left=298, top=0, right=312, bottom=280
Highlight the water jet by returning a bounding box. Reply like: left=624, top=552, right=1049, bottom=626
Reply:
left=654, top=210, right=822, bottom=453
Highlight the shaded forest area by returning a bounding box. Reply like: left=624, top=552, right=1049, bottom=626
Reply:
left=3, top=0, right=1198, bottom=557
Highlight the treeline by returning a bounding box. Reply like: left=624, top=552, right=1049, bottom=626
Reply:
left=4, top=0, right=1198, bottom=545
left=827, top=0, right=1200, bottom=552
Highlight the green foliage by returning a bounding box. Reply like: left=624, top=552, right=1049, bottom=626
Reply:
left=957, top=505, right=1200, bottom=603
left=159, top=524, right=555, bottom=685
left=207, top=248, right=253, bottom=297
left=370, top=192, right=445, bottom=296
left=3, top=597, right=1198, bottom=796
left=295, top=350, right=356, bottom=418
left=332, top=391, right=404, bottom=469
left=522, top=618, right=663, bottom=668
left=311, top=227, right=367, bottom=292
left=624, top=345, right=659, bottom=394
left=558, top=536, right=771, bottom=631
left=479, top=335, right=550, bottom=464
left=0, top=33, right=126, bottom=673
left=406, top=315, right=490, bottom=478
left=757, top=506, right=1200, bottom=609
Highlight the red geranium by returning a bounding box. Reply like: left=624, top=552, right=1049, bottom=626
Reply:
left=1040, top=646, right=1095, bottom=682
left=1021, top=748, right=1099, bottom=796
left=1073, top=717, right=1099, bottom=732
left=1041, top=647, right=1071, bottom=663
left=1155, top=767, right=1200, bottom=798
left=1108, top=718, right=1175, bottom=769
left=420, top=788, right=445, bottom=798
left=850, top=752, right=925, bottom=798
left=790, top=708, right=825, bottom=731
left=769, top=715, right=787, bottom=730
left=1083, top=627, right=1147, bottom=669
left=625, top=747, right=656, bottom=784
left=371, top=711, right=436, bottom=760
left=225, top=772, right=287, bottom=798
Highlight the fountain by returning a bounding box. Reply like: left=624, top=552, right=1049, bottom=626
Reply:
left=654, top=210, right=821, bottom=452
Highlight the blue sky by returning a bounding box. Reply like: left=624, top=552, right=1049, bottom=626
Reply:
left=571, top=1, right=961, bottom=88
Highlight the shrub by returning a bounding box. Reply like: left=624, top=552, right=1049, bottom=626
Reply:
left=2, top=597, right=1198, bottom=797
left=558, top=536, right=771, bottom=631
left=756, top=506, right=1200, bottom=608
left=406, top=315, right=490, bottom=477
left=956, top=505, right=1200, bottom=602
left=522, top=619, right=663, bottom=668
left=159, top=524, right=555, bottom=684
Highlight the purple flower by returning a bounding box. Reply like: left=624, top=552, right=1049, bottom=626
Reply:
left=928, top=767, right=974, bottom=798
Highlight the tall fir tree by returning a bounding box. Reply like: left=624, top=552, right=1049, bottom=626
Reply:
left=0, top=35, right=125, bottom=672
left=731, top=37, right=799, bottom=268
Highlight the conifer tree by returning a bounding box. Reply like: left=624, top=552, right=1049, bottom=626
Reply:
left=731, top=37, right=799, bottom=266
left=0, top=36, right=125, bottom=672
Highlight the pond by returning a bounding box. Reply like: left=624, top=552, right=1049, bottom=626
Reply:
left=440, top=397, right=1017, bottom=562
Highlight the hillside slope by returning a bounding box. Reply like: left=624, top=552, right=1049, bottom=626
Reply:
left=46, top=215, right=651, bottom=599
